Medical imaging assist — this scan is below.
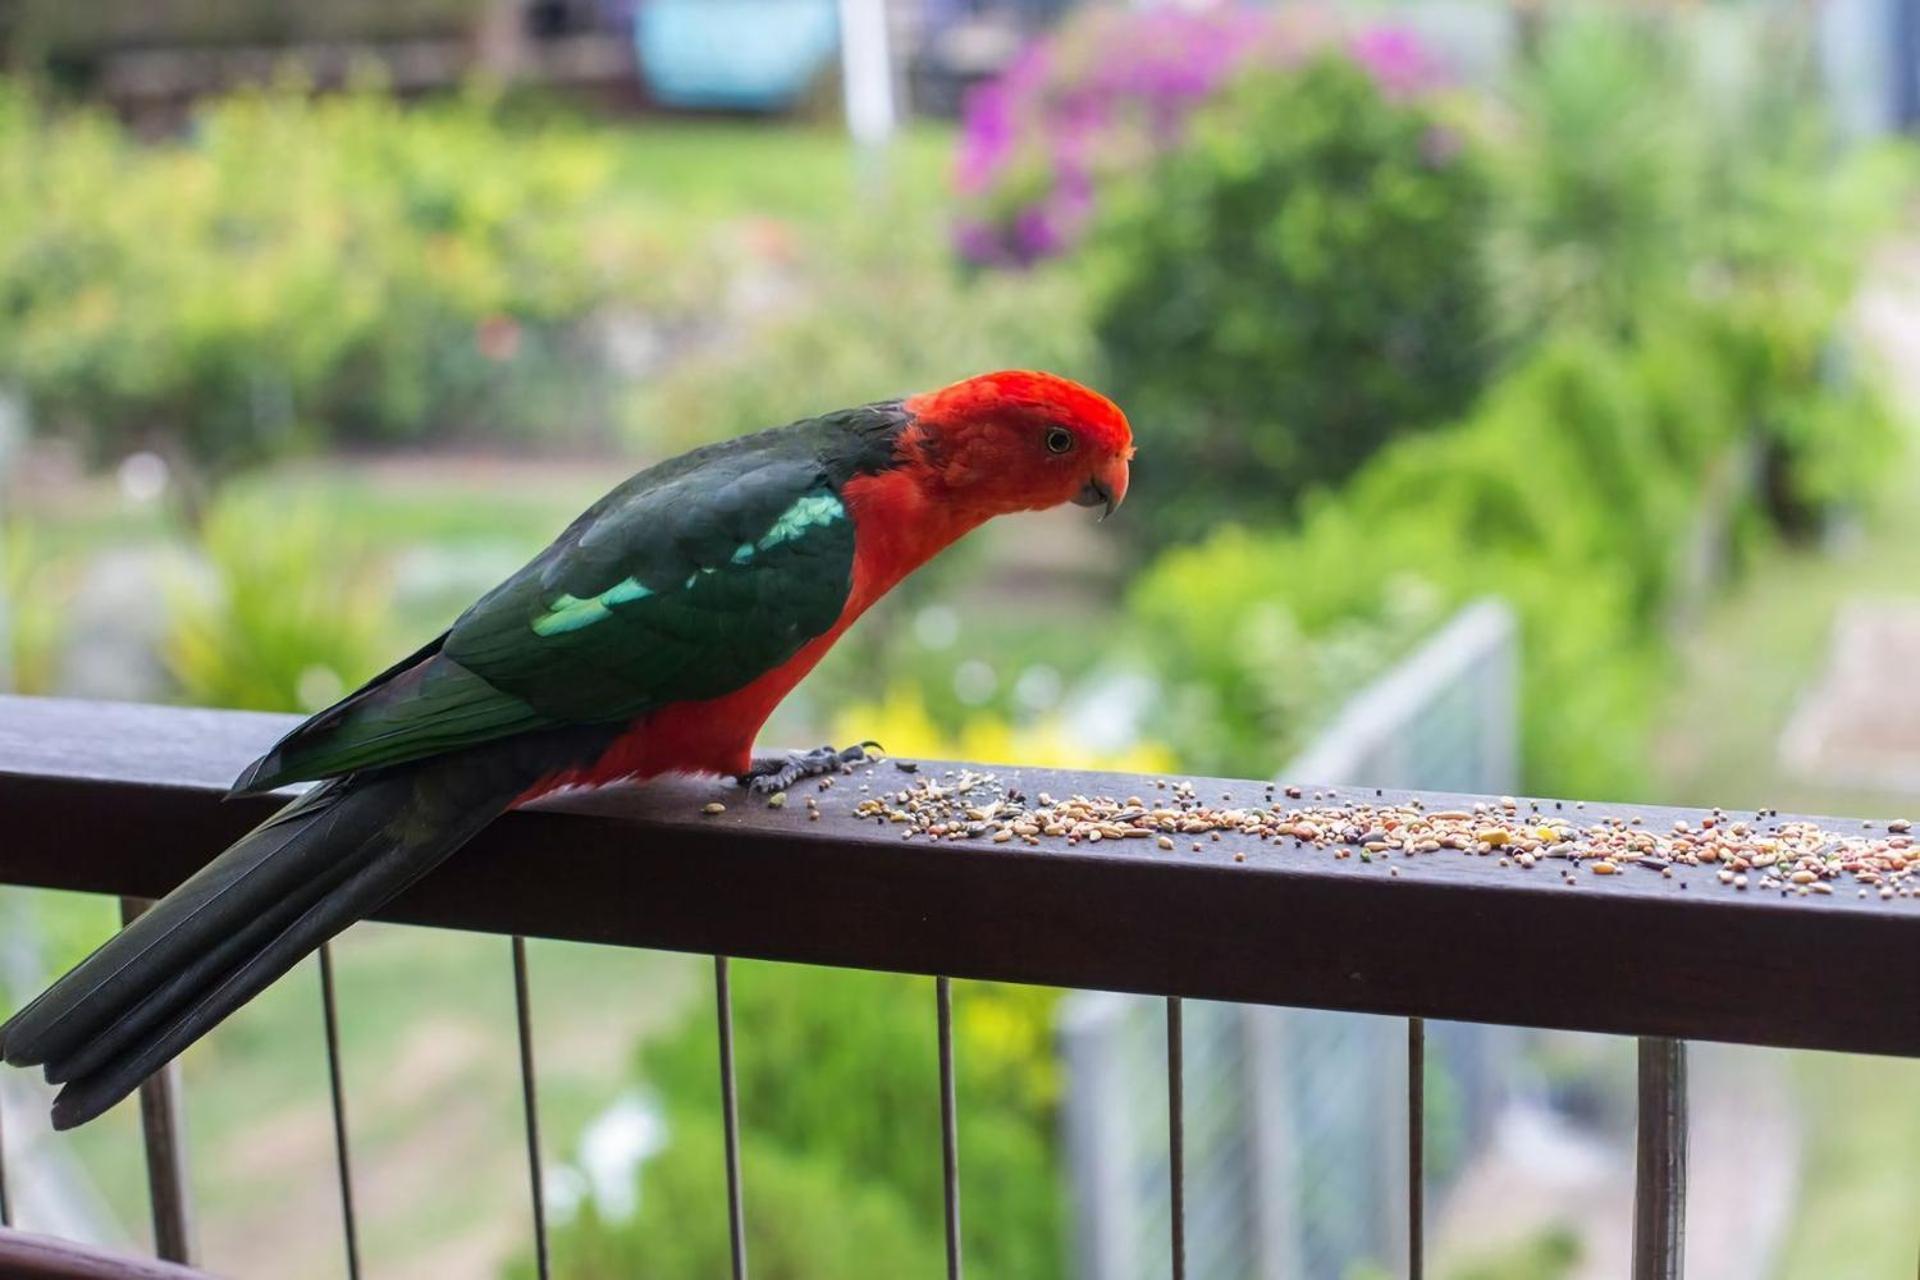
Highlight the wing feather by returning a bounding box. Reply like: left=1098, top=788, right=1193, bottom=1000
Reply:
left=231, top=437, right=864, bottom=794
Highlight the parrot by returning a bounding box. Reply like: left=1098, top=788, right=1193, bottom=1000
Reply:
left=0, top=369, right=1133, bottom=1130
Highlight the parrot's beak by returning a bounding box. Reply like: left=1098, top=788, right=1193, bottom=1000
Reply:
left=1073, top=458, right=1129, bottom=519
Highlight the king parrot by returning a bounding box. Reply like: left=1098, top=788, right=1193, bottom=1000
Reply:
left=1, top=370, right=1133, bottom=1130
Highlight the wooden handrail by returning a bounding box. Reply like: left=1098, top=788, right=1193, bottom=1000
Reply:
left=1, top=694, right=1916, bottom=1057
left=0, top=1228, right=217, bottom=1280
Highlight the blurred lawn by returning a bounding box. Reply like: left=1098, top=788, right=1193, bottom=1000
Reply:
left=600, top=119, right=953, bottom=228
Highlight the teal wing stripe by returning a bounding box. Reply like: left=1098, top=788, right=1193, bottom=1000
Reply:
left=759, top=492, right=844, bottom=547
left=530, top=491, right=845, bottom=638
left=532, top=579, right=656, bottom=636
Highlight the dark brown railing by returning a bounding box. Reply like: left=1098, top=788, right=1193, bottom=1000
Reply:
left=2, top=694, right=1918, bottom=1278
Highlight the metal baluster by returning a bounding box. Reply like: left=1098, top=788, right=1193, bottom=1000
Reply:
left=937, top=977, right=962, bottom=1280
left=119, top=898, right=194, bottom=1266
left=715, top=956, right=748, bottom=1280
left=318, top=943, right=362, bottom=1280
left=1167, top=996, right=1186, bottom=1280
left=1632, top=1037, right=1688, bottom=1280
left=0, top=1066, right=11, bottom=1228
left=1408, top=1017, right=1425, bottom=1280
left=512, top=938, right=551, bottom=1280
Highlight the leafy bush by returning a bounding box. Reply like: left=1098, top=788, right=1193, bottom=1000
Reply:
left=528, top=1113, right=944, bottom=1280
left=1087, top=55, right=1495, bottom=540
left=953, top=6, right=1439, bottom=267
left=535, top=963, right=1067, bottom=1280
left=627, top=213, right=1097, bottom=458
left=1492, top=6, right=1908, bottom=531
left=1490, top=13, right=1705, bottom=332
left=163, top=491, right=394, bottom=713
left=1, top=518, right=74, bottom=694
left=1131, top=288, right=1897, bottom=794
left=0, top=80, right=697, bottom=491
left=1118, top=3, right=1907, bottom=791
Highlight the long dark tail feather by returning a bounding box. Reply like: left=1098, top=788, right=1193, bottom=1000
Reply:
left=0, top=742, right=553, bottom=1131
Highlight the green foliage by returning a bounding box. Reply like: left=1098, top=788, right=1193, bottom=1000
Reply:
left=1491, top=13, right=1705, bottom=330
left=1089, top=55, right=1496, bottom=542
left=535, top=964, right=1066, bottom=1280
left=629, top=215, right=1096, bottom=457
left=1493, top=7, right=1908, bottom=530
left=1125, top=5, right=1910, bottom=793
left=0, top=80, right=694, bottom=480
left=164, top=490, right=393, bottom=713
left=1131, top=528, right=1451, bottom=778
left=526, top=1113, right=944, bottom=1280
left=2, top=517, right=74, bottom=694
left=1130, top=277, right=1900, bottom=793
left=1445, top=1226, right=1582, bottom=1280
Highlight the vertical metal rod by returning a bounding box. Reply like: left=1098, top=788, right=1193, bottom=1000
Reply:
left=1408, top=1017, right=1426, bottom=1280
left=1167, top=996, right=1186, bottom=1280
left=0, top=1068, right=11, bottom=1228
left=119, top=898, right=194, bottom=1266
left=936, top=977, right=962, bottom=1280
left=319, top=943, right=362, bottom=1280
left=1632, top=1037, right=1689, bottom=1280
left=715, top=956, right=748, bottom=1280
left=512, top=937, right=550, bottom=1280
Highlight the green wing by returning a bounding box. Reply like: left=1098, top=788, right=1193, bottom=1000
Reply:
left=232, top=440, right=861, bottom=794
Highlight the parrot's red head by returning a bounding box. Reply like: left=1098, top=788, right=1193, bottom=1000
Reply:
left=900, top=370, right=1134, bottom=519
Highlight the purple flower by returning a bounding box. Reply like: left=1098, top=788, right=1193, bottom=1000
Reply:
left=1350, top=27, right=1433, bottom=98
left=952, top=5, right=1445, bottom=268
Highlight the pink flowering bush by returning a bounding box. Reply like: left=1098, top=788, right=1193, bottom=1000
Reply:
left=953, top=5, right=1439, bottom=267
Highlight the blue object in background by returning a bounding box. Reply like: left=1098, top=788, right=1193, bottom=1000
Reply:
left=635, top=0, right=841, bottom=111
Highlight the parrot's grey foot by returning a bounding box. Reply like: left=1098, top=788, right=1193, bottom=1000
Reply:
left=740, top=742, right=880, bottom=794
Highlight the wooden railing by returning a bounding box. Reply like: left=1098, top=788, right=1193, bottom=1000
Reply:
left=1, top=694, right=1917, bottom=1278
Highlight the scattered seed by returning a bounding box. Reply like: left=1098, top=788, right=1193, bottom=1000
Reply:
left=830, top=780, right=1915, bottom=903
left=702, top=802, right=726, bottom=815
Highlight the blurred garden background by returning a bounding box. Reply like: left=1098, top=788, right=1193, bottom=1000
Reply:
left=2, top=0, right=1919, bottom=1276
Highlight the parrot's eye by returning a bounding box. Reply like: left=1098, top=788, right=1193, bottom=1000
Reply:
left=1044, top=426, right=1075, bottom=455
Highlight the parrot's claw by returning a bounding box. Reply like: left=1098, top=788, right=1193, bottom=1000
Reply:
left=740, top=742, right=880, bottom=794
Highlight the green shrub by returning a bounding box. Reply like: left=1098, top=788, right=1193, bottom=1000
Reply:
left=1088, top=55, right=1495, bottom=542
left=1, top=518, right=74, bottom=694
left=1492, top=6, right=1908, bottom=533
left=1491, top=12, right=1704, bottom=333
left=534, top=963, right=1066, bottom=1280
left=525, top=1113, right=944, bottom=1280
left=1123, top=6, right=1909, bottom=792
left=163, top=490, right=394, bottom=713
left=0, top=80, right=698, bottom=490
left=627, top=215, right=1097, bottom=458
left=1131, top=325, right=1758, bottom=794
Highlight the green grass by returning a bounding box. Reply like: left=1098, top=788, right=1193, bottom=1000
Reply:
left=603, top=120, right=954, bottom=231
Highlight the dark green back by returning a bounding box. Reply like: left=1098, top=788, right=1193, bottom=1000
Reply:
left=232, top=404, right=908, bottom=792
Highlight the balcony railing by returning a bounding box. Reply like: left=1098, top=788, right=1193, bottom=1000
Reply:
left=1, top=693, right=1917, bottom=1278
